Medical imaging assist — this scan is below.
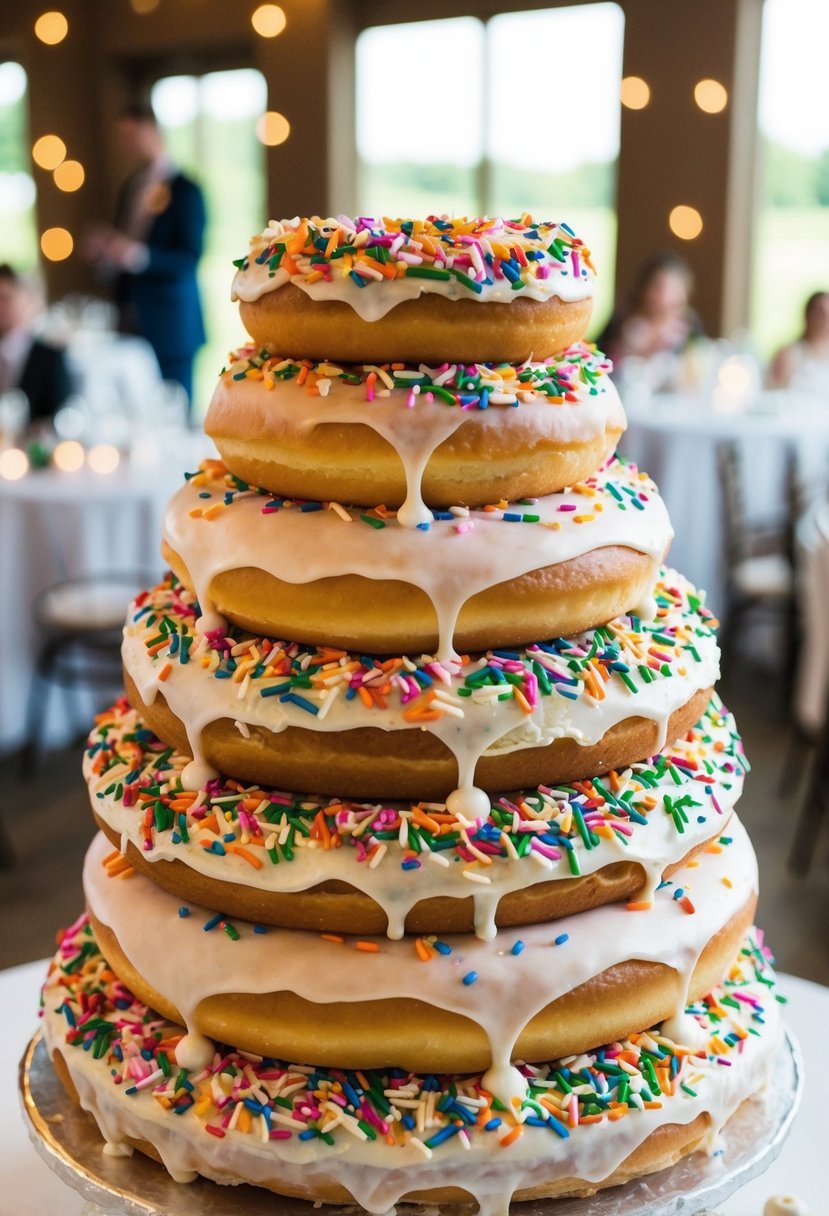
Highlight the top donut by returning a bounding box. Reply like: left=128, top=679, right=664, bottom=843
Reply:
left=232, top=215, right=596, bottom=364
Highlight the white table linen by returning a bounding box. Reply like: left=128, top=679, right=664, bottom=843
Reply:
left=0, top=436, right=213, bottom=753
left=620, top=391, right=829, bottom=615
left=1, top=957, right=824, bottom=1216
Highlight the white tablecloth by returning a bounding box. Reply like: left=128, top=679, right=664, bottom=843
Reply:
left=0, top=436, right=213, bottom=754
left=1, top=958, right=824, bottom=1216
left=620, top=392, right=829, bottom=615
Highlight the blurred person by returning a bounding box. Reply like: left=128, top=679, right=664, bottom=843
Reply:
left=0, top=263, right=71, bottom=421
left=85, top=102, right=206, bottom=406
left=769, top=291, right=829, bottom=394
left=598, top=251, right=704, bottom=388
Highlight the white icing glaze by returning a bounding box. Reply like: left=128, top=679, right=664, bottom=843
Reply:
left=231, top=216, right=596, bottom=321
left=82, top=818, right=757, bottom=1102
left=85, top=700, right=744, bottom=942
left=206, top=347, right=626, bottom=527
left=121, top=568, right=719, bottom=838
left=41, top=934, right=781, bottom=1216
left=164, top=455, right=672, bottom=666
left=658, top=1011, right=709, bottom=1051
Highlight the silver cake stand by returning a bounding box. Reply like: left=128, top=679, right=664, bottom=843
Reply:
left=20, top=1031, right=802, bottom=1216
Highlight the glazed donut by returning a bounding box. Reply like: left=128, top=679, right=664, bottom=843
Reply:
left=161, top=455, right=671, bottom=657
left=43, top=915, right=781, bottom=1209
left=82, top=823, right=756, bottom=1073
left=85, top=698, right=745, bottom=938
left=121, top=570, right=720, bottom=802
left=205, top=344, right=625, bottom=509
left=232, top=216, right=595, bottom=364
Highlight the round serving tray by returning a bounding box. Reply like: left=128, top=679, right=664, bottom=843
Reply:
left=20, top=1030, right=802, bottom=1216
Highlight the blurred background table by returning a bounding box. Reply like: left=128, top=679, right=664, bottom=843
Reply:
left=0, top=433, right=213, bottom=756
left=1, top=957, right=823, bottom=1216
left=620, top=389, right=829, bottom=615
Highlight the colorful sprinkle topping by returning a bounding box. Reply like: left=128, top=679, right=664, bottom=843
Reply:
left=233, top=215, right=596, bottom=295
left=127, top=567, right=717, bottom=729
left=183, top=452, right=658, bottom=532
left=220, top=342, right=611, bottom=411
left=86, top=697, right=744, bottom=880
left=45, top=919, right=779, bottom=1156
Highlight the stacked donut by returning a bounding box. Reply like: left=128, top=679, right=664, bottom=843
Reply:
left=41, top=216, right=781, bottom=1213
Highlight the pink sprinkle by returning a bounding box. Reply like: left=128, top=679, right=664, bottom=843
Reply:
left=530, top=838, right=562, bottom=861
left=558, top=503, right=577, bottom=512
left=454, top=522, right=473, bottom=534
left=571, top=250, right=581, bottom=278
left=270, top=1129, right=293, bottom=1139
left=406, top=390, right=416, bottom=408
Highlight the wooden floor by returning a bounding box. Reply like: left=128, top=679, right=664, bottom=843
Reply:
left=1, top=667, right=828, bottom=986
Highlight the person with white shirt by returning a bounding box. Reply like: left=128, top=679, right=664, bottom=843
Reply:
left=0, top=264, right=71, bottom=423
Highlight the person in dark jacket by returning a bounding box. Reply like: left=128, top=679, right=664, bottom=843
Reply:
left=85, top=103, right=206, bottom=406
left=0, top=263, right=71, bottom=422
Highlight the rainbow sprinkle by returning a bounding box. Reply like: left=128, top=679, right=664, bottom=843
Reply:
left=44, top=918, right=780, bottom=1156
left=183, top=452, right=656, bottom=531
left=127, top=567, right=717, bottom=728
left=220, top=342, right=611, bottom=412
left=86, top=697, right=744, bottom=879
left=234, top=216, right=596, bottom=294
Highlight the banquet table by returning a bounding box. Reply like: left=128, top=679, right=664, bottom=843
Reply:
left=620, top=390, right=829, bottom=616
left=0, top=434, right=214, bottom=755
left=0, top=958, right=823, bottom=1215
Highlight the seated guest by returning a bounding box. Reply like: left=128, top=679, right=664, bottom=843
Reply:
left=769, top=291, right=829, bottom=394
left=0, top=264, right=72, bottom=421
left=597, top=251, right=705, bottom=388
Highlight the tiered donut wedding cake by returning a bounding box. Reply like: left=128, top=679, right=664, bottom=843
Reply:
left=40, top=216, right=782, bottom=1214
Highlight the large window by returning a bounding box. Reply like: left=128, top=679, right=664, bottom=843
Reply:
left=356, top=5, right=624, bottom=333
left=753, top=0, right=829, bottom=356
left=0, top=62, right=37, bottom=270
left=152, top=68, right=267, bottom=415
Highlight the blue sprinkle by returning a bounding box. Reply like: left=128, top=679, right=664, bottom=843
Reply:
left=203, top=913, right=223, bottom=932
left=462, top=971, right=478, bottom=985
left=198, top=491, right=212, bottom=499
left=484, top=1117, right=502, bottom=1131
left=424, top=1123, right=462, bottom=1148
left=416, top=521, right=431, bottom=531
left=554, top=933, right=569, bottom=946
left=260, top=681, right=291, bottom=698
left=279, top=692, right=320, bottom=716
left=349, top=270, right=369, bottom=287
left=545, top=1112, right=571, bottom=1139
left=433, top=940, right=452, bottom=955
left=300, top=502, right=323, bottom=513
left=511, top=940, right=525, bottom=955
left=502, top=512, right=522, bottom=522
left=178, top=906, right=190, bottom=918
left=673, top=888, right=685, bottom=901
left=254, top=924, right=267, bottom=934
